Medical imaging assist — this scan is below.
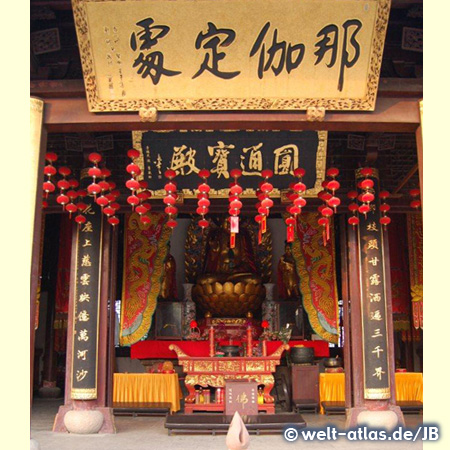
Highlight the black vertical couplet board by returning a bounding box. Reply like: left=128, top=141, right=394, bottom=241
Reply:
left=71, top=202, right=103, bottom=400
left=356, top=169, right=391, bottom=400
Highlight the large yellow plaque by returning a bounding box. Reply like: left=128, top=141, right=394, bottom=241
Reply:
left=73, top=0, right=391, bottom=112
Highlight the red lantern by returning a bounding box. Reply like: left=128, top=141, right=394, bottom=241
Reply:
left=75, top=214, right=87, bottom=226
left=108, top=216, right=120, bottom=226
left=348, top=216, right=360, bottom=227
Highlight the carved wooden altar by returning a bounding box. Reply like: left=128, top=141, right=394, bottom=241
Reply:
left=169, top=344, right=289, bottom=414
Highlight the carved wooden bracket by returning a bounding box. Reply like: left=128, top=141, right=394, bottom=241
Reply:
left=139, top=106, right=158, bottom=122
left=306, top=106, right=326, bottom=122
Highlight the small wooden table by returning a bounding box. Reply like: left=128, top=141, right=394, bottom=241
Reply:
left=170, top=343, right=289, bottom=414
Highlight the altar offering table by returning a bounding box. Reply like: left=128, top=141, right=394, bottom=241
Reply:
left=170, top=343, right=289, bottom=414
left=113, top=373, right=181, bottom=413
left=319, top=372, right=423, bottom=414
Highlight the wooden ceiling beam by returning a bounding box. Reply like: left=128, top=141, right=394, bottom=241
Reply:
left=41, top=96, right=421, bottom=133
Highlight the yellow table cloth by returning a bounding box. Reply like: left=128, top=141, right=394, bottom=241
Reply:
left=319, top=372, right=423, bottom=414
left=113, top=373, right=181, bottom=412
left=319, top=373, right=345, bottom=414
left=395, top=372, right=423, bottom=402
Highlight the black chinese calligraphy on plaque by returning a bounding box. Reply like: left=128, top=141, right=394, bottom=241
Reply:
left=73, top=0, right=390, bottom=112
left=356, top=169, right=391, bottom=400
left=71, top=202, right=103, bottom=400
left=133, top=130, right=327, bottom=197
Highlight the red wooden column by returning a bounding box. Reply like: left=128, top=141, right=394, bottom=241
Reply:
left=53, top=188, right=115, bottom=433
left=339, top=215, right=352, bottom=410
left=345, top=169, right=404, bottom=429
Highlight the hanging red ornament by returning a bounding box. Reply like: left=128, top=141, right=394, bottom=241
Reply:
left=108, top=216, right=120, bottom=226
left=348, top=216, right=360, bottom=227
left=75, top=214, right=87, bottom=226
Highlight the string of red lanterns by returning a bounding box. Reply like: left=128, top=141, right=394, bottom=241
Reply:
left=357, top=167, right=375, bottom=217
left=229, top=169, right=243, bottom=248
left=164, top=169, right=178, bottom=230
left=409, top=188, right=421, bottom=209
left=87, top=152, right=102, bottom=200
left=379, top=191, right=391, bottom=228
left=197, top=169, right=211, bottom=232
left=43, top=152, right=58, bottom=208
left=65, top=179, right=79, bottom=218
left=135, top=180, right=152, bottom=225
left=347, top=190, right=359, bottom=227
left=285, top=168, right=307, bottom=242
left=56, top=165, right=72, bottom=210
left=125, top=149, right=141, bottom=211
left=254, top=170, right=273, bottom=244
left=317, top=168, right=340, bottom=245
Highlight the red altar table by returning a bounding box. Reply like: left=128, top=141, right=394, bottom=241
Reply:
left=131, top=339, right=329, bottom=359
left=169, top=343, right=289, bottom=414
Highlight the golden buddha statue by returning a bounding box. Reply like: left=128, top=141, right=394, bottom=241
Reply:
left=160, top=242, right=177, bottom=300
left=193, top=218, right=265, bottom=317
left=277, top=242, right=301, bottom=299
